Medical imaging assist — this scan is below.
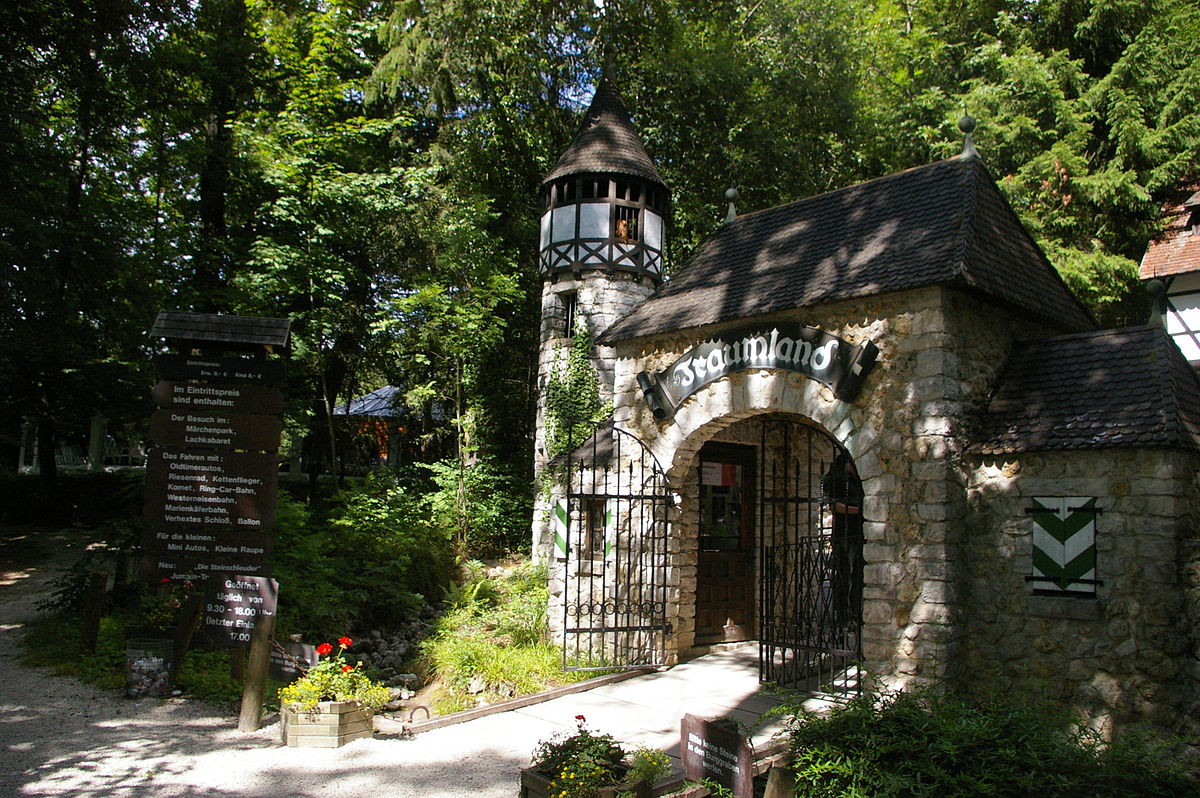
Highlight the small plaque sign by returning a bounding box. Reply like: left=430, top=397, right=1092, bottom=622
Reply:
left=155, top=354, right=286, bottom=385
left=681, top=714, right=753, bottom=797
left=152, top=381, right=284, bottom=415
left=202, top=574, right=278, bottom=647
left=269, top=641, right=318, bottom=683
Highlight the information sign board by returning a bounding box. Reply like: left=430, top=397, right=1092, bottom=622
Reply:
left=202, top=574, right=278, bottom=647
left=681, top=714, right=753, bottom=797
left=152, top=381, right=284, bottom=415
left=144, top=449, right=279, bottom=529
left=150, top=409, right=282, bottom=451
left=155, top=354, right=286, bottom=385
left=269, top=641, right=318, bottom=683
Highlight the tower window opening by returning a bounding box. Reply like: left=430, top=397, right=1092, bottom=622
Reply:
left=562, top=291, right=577, bottom=338
left=628, top=183, right=641, bottom=203
left=581, top=179, right=609, bottom=199
left=615, top=206, right=639, bottom=242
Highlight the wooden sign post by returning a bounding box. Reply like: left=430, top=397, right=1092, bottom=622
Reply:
left=143, top=311, right=290, bottom=732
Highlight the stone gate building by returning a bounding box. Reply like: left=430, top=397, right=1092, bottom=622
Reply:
left=531, top=80, right=1200, bottom=741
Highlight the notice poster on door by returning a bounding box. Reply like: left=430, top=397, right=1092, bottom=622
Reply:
left=701, top=462, right=739, bottom=486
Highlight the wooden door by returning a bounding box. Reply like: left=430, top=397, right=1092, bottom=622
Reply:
left=694, top=442, right=756, bottom=645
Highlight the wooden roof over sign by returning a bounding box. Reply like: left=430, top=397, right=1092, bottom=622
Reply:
left=150, top=311, right=292, bottom=351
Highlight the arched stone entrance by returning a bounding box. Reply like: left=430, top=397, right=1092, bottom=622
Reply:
left=672, top=412, right=864, bottom=691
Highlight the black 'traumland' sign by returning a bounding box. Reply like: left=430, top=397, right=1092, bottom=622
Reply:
left=636, top=325, right=879, bottom=420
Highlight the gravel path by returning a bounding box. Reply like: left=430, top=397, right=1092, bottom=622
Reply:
left=0, top=526, right=554, bottom=798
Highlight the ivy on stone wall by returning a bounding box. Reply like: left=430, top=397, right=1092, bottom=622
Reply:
left=544, top=322, right=611, bottom=460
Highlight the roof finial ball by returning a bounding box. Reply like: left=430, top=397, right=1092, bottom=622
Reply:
left=959, top=113, right=978, bottom=158
left=725, top=186, right=739, bottom=223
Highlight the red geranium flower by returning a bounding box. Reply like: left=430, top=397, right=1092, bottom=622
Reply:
left=316, top=642, right=334, bottom=656
left=575, top=714, right=586, bottom=721
left=342, top=665, right=353, bottom=673
left=338, top=636, right=353, bottom=647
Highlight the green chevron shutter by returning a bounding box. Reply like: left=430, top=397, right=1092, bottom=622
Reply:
left=1029, top=497, right=1098, bottom=596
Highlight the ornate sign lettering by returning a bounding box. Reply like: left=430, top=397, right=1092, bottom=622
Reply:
left=637, top=325, right=878, bottom=420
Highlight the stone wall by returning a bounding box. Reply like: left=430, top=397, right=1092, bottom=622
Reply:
left=597, top=286, right=1061, bottom=687
left=965, top=447, right=1200, bottom=740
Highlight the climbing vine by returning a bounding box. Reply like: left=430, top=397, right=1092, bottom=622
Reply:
left=544, top=322, right=611, bottom=460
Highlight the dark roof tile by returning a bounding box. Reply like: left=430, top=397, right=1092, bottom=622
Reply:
left=544, top=81, right=663, bottom=185
left=969, top=327, right=1200, bottom=454
left=598, top=155, right=1094, bottom=343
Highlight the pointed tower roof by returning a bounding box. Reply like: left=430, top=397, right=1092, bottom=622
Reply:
left=598, top=154, right=1095, bottom=343
left=544, top=80, right=664, bottom=185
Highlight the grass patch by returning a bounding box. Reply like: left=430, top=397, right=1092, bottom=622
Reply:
left=421, top=559, right=603, bottom=714
left=21, top=611, right=285, bottom=709
left=779, top=689, right=1198, bottom=797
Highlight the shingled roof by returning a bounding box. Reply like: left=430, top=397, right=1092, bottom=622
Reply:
left=1139, top=184, right=1200, bottom=279
left=543, top=80, right=664, bottom=186
left=598, top=154, right=1094, bottom=343
left=969, top=327, right=1200, bottom=455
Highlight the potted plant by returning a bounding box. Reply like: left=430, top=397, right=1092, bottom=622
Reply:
left=521, top=714, right=628, bottom=798
left=619, top=747, right=671, bottom=798
left=277, top=636, right=390, bottom=748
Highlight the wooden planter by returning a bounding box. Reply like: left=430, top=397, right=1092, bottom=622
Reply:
left=519, top=766, right=647, bottom=798
left=281, top=700, right=373, bottom=748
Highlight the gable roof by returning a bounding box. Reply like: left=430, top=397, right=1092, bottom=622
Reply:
left=1139, top=183, right=1200, bottom=279
left=543, top=80, right=664, bottom=186
left=969, top=327, right=1200, bottom=455
left=598, top=154, right=1094, bottom=344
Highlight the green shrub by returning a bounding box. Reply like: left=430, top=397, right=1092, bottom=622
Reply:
left=425, top=457, right=532, bottom=558
left=780, top=690, right=1197, bottom=797
left=421, top=560, right=593, bottom=713
left=271, top=472, right=453, bottom=637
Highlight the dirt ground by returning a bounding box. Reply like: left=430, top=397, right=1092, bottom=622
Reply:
left=0, top=524, right=544, bottom=798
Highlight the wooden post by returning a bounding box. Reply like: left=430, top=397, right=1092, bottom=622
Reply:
left=170, top=590, right=204, bottom=683
left=80, top=571, right=107, bottom=652
left=763, top=766, right=795, bottom=798
left=237, top=609, right=276, bottom=732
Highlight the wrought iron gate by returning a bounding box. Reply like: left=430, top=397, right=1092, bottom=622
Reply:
left=558, top=421, right=672, bottom=670
left=758, top=416, right=863, bottom=693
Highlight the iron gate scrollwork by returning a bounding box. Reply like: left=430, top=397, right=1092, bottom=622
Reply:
left=558, top=420, right=672, bottom=670
left=758, top=416, right=863, bottom=694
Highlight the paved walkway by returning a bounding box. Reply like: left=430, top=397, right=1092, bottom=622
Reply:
left=384, top=645, right=808, bottom=776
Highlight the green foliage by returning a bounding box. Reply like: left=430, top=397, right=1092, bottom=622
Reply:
left=622, top=746, right=671, bottom=790
left=544, top=324, right=610, bottom=460
left=780, top=689, right=1198, bottom=797
left=271, top=474, right=453, bottom=637
left=277, top=637, right=391, bottom=712
left=425, top=456, right=533, bottom=558
left=22, top=612, right=252, bottom=705
left=420, top=559, right=595, bottom=713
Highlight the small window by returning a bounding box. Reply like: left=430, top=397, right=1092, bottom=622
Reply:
left=561, top=292, right=577, bottom=338
left=615, top=207, right=639, bottom=242
left=584, top=498, right=608, bottom=557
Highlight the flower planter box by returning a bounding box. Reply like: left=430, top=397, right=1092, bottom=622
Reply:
left=519, top=766, right=647, bottom=798
left=281, top=700, right=373, bottom=748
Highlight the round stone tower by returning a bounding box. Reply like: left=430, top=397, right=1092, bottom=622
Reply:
left=533, top=78, right=669, bottom=474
